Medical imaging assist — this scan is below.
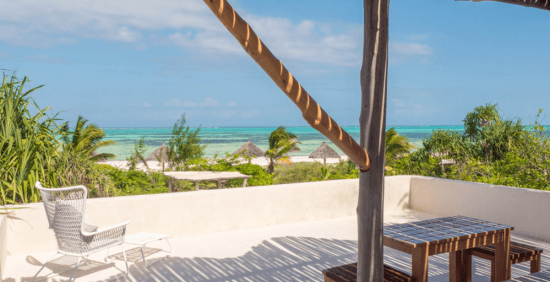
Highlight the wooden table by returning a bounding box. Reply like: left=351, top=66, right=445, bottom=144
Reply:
left=384, top=216, right=514, bottom=282
left=163, top=171, right=252, bottom=192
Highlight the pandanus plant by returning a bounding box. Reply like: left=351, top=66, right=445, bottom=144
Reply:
left=0, top=72, right=64, bottom=203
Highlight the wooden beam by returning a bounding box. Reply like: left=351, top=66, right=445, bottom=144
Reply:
left=202, top=0, right=371, bottom=172
left=357, top=0, right=390, bottom=281
left=459, top=0, right=550, bottom=11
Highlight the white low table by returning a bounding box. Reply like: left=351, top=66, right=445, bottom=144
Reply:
left=163, top=171, right=252, bottom=191
left=111, top=232, right=173, bottom=267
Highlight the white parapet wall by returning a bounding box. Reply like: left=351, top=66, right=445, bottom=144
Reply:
left=4, top=177, right=413, bottom=256
left=410, top=176, right=550, bottom=242
left=0, top=215, right=7, bottom=279
left=6, top=175, right=549, bottom=258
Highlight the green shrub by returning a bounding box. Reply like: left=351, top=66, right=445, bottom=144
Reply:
left=97, top=165, right=168, bottom=195
left=233, top=163, right=273, bottom=186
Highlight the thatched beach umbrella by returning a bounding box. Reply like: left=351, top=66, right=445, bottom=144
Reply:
left=309, top=142, right=340, bottom=164
left=233, top=140, right=264, bottom=163
left=146, top=141, right=170, bottom=171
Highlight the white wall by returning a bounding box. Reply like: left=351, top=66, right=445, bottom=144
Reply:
left=410, top=176, right=550, bottom=242
left=7, top=179, right=369, bottom=255
left=0, top=215, right=7, bottom=280
left=384, top=175, right=412, bottom=212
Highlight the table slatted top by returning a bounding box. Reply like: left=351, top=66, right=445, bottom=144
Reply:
left=384, top=215, right=513, bottom=247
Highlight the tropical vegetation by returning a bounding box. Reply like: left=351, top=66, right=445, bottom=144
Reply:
left=387, top=104, right=550, bottom=191
left=168, top=113, right=207, bottom=169
left=265, top=126, right=301, bottom=174
left=0, top=72, right=116, bottom=203
left=61, top=116, right=116, bottom=161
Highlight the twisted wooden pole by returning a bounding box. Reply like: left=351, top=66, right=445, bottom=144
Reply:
left=460, top=0, right=550, bottom=11
left=203, top=0, right=371, bottom=172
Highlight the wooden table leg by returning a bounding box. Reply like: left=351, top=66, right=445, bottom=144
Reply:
left=169, top=178, right=173, bottom=193
left=450, top=249, right=472, bottom=282
left=450, top=250, right=463, bottom=282
left=495, top=229, right=512, bottom=281
left=412, top=245, right=429, bottom=282
left=195, top=181, right=199, bottom=191
left=531, top=254, right=541, bottom=273
left=463, top=249, right=472, bottom=282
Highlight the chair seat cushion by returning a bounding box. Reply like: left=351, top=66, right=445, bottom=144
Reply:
left=82, top=215, right=98, bottom=233
left=54, top=202, right=98, bottom=233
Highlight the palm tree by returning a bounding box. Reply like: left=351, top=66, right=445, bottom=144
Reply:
left=265, top=126, right=301, bottom=174
left=61, top=116, right=115, bottom=161
left=385, top=127, right=415, bottom=167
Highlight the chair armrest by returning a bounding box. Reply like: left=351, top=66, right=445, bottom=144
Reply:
left=82, top=220, right=130, bottom=237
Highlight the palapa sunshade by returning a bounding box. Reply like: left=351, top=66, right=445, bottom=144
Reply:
left=309, top=142, right=340, bottom=164
left=146, top=141, right=170, bottom=162
left=233, top=140, right=264, bottom=163
left=233, top=140, right=264, bottom=157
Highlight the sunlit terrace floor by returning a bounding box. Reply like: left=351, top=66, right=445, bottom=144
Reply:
left=4, top=209, right=550, bottom=282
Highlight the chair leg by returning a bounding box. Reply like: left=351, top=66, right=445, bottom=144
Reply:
left=121, top=244, right=129, bottom=276
left=68, top=256, right=83, bottom=282
left=105, top=247, right=111, bottom=262
left=106, top=244, right=129, bottom=282
left=33, top=252, right=59, bottom=282
left=531, top=254, right=541, bottom=273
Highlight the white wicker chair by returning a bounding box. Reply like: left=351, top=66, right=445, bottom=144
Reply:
left=34, top=181, right=130, bottom=282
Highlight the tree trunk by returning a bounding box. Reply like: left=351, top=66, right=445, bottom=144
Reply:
left=358, top=0, right=390, bottom=281
left=269, top=159, right=274, bottom=174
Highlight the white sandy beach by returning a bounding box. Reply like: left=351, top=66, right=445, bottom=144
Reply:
left=98, top=155, right=350, bottom=171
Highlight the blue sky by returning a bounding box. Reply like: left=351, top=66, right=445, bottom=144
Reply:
left=1, top=0, right=549, bottom=127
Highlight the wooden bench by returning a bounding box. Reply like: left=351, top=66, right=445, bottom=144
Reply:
left=322, top=262, right=414, bottom=282
left=467, top=241, right=543, bottom=282
left=505, top=270, right=550, bottom=281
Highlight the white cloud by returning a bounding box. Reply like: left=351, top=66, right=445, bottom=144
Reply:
left=168, top=31, right=243, bottom=55
left=0, top=0, right=216, bottom=46
left=183, top=101, right=198, bottom=107
left=0, top=0, right=364, bottom=67
left=244, top=15, right=362, bottom=67
left=164, top=98, right=182, bottom=107
left=227, top=101, right=237, bottom=107
left=390, top=42, right=434, bottom=55
left=1, top=1, right=436, bottom=69
left=142, top=102, right=152, bottom=107
left=389, top=41, right=434, bottom=65
left=392, top=98, right=406, bottom=107
left=200, top=97, right=219, bottom=107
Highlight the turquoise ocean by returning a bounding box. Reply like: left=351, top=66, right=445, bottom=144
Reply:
left=97, top=126, right=465, bottom=160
